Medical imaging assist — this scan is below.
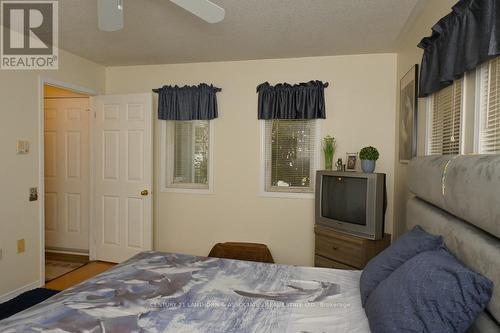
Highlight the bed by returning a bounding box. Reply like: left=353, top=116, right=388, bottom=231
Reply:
left=0, top=252, right=370, bottom=332
left=407, top=155, right=500, bottom=333
left=1, top=155, right=499, bottom=332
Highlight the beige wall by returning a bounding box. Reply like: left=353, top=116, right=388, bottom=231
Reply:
left=106, top=54, right=397, bottom=266
left=393, top=0, right=456, bottom=237
left=0, top=50, right=105, bottom=297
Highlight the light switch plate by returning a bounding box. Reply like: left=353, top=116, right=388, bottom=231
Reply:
left=17, top=239, right=25, bottom=253
left=17, top=140, right=30, bottom=154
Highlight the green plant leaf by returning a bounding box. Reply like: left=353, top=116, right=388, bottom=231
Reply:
left=359, top=146, right=379, bottom=160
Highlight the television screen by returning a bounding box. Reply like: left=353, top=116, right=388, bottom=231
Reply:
left=321, top=175, right=367, bottom=226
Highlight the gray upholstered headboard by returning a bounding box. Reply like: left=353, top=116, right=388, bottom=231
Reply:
left=407, top=155, right=500, bottom=333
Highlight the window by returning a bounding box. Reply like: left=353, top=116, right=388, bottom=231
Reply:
left=163, top=120, right=212, bottom=192
left=427, top=78, right=464, bottom=155
left=263, top=119, right=318, bottom=194
left=477, top=57, right=500, bottom=154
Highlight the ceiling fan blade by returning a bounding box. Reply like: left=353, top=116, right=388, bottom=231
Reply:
left=97, top=0, right=124, bottom=31
left=169, top=0, right=225, bottom=23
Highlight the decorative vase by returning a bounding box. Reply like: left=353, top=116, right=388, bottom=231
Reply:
left=361, top=160, right=376, bottom=173
left=322, top=136, right=336, bottom=170
left=324, top=151, right=334, bottom=170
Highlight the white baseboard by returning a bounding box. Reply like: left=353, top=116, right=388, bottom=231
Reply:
left=0, top=280, right=42, bottom=304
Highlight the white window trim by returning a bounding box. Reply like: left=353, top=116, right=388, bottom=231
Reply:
left=462, top=70, right=477, bottom=154
left=473, top=64, right=484, bottom=153
left=425, top=94, right=434, bottom=156
left=259, top=120, right=321, bottom=200
left=459, top=78, right=467, bottom=155
left=160, top=120, right=214, bottom=195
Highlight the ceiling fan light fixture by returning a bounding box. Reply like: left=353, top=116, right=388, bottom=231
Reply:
left=97, top=0, right=225, bottom=32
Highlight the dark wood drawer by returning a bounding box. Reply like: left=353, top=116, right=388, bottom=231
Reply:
left=314, top=225, right=391, bottom=269
left=315, top=233, right=364, bottom=268
left=315, top=255, right=357, bottom=270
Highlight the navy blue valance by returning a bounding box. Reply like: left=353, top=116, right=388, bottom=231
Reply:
left=256, top=81, right=328, bottom=120
left=418, top=0, right=500, bottom=97
left=153, top=83, right=221, bottom=120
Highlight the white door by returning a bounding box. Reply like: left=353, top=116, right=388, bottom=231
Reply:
left=44, top=98, right=90, bottom=252
left=92, top=93, right=153, bottom=263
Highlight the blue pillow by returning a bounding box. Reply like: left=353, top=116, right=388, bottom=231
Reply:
left=365, top=247, right=493, bottom=333
left=360, top=225, right=442, bottom=306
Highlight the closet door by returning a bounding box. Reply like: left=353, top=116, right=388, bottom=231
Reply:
left=92, top=93, right=153, bottom=263
left=44, top=98, right=90, bottom=252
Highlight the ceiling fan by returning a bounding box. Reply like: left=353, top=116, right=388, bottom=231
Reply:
left=97, top=0, right=225, bottom=31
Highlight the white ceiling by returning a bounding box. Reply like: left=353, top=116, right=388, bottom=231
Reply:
left=58, top=0, right=420, bottom=66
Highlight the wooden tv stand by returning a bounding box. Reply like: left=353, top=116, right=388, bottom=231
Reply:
left=314, top=225, right=391, bottom=270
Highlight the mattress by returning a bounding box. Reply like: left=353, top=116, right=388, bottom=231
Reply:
left=0, top=251, right=369, bottom=333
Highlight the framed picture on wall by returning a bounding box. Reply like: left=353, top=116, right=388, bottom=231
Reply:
left=399, top=64, right=418, bottom=163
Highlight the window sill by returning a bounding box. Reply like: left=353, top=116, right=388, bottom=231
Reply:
left=161, top=187, right=214, bottom=195
left=259, top=190, right=315, bottom=200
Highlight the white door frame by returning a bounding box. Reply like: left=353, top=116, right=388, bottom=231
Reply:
left=38, top=76, right=98, bottom=286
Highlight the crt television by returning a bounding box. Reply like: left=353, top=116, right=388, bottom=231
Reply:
left=315, top=171, right=386, bottom=240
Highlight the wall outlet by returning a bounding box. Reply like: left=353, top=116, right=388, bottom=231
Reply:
left=16, top=140, right=30, bottom=154
left=29, top=187, right=38, bottom=202
left=17, top=239, right=25, bottom=253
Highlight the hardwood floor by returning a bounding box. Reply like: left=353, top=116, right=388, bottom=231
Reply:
left=44, top=261, right=115, bottom=291
left=45, top=252, right=90, bottom=282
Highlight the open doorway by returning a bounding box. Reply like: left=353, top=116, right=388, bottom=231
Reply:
left=42, top=84, right=92, bottom=282
left=39, top=79, right=154, bottom=287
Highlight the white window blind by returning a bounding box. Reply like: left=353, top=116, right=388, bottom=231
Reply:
left=166, top=120, right=210, bottom=189
left=478, top=57, right=500, bottom=154
left=264, top=119, right=317, bottom=193
left=428, top=78, right=463, bottom=155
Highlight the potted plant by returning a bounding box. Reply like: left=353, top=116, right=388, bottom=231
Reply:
left=359, top=146, right=379, bottom=173
left=322, top=136, right=336, bottom=170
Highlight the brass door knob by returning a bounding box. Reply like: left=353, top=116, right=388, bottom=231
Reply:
left=141, top=190, right=149, bottom=196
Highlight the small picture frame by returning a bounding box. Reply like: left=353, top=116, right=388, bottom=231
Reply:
left=346, top=153, right=357, bottom=171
